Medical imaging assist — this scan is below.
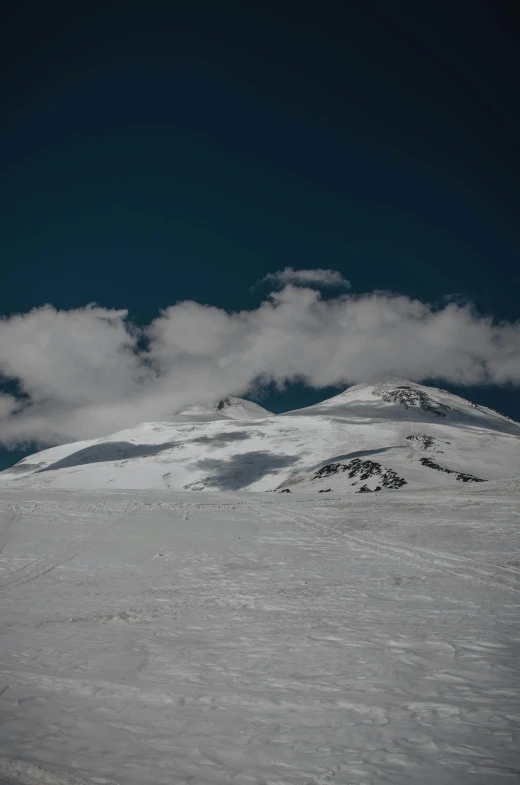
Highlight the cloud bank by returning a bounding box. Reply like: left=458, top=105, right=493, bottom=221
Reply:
left=261, top=267, right=351, bottom=288
left=1, top=279, right=519, bottom=446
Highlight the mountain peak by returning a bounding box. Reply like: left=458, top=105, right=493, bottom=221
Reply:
left=285, top=379, right=518, bottom=432
left=172, top=396, right=273, bottom=422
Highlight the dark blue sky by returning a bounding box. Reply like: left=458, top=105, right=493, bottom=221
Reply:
left=1, top=0, right=519, bottom=467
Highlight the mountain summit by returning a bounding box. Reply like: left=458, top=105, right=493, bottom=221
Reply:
left=171, top=396, right=273, bottom=422
left=2, top=380, right=519, bottom=493
left=287, top=379, right=517, bottom=431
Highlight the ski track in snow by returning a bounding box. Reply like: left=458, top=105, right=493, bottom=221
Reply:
left=285, top=508, right=520, bottom=595
left=0, top=486, right=519, bottom=785
left=0, top=510, right=136, bottom=591
left=0, top=510, right=21, bottom=555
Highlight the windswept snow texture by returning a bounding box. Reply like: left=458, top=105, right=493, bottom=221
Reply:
left=0, top=482, right=519, bottom=784
left=1, top=382, right=519, bottom=493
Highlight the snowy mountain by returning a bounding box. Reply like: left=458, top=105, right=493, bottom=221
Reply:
left=1, top=380, right=519, bottom=492
left=1, top=386, right=520, bottom=784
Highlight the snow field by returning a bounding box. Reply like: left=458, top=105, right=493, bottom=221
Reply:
left=0, top=483, right=519, bottom=784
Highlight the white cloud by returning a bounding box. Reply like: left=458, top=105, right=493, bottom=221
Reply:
left=0, top=394, right=18, bottom=419
left=0, top=285, right=519, bottom=446
left=261, top=267, right=351, bottom=288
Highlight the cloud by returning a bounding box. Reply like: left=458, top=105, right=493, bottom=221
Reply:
left=261, top=267, right=351, bottom=288
left=0, top=394, right=18, bottom=419
left=0, top=285, right=519, bottom=446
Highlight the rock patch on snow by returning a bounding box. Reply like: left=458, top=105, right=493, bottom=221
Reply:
left=373, top=384, right=453, bottom=417
left=314, top=459, right=407, bottom=491
left=420, top=456, right=484, bottom=483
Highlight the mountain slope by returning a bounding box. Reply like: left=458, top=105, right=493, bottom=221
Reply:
left=1, top=382, right=519, bottom=492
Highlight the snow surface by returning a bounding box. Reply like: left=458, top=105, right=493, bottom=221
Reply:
left=2, top=382, right=519, bottom=494
left=0, top=481, right=519, bottom=784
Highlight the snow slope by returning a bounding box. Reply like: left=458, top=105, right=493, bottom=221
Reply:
left=0, top=482, right=519, bottom=784
left=1, top=381, right=519, bottom=493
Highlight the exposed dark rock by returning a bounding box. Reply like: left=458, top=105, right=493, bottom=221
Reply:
left=313, top=458, right=406, bottom=490
left=406, top=434, right=435, bottom=449
left=374, top=385, right=453, bottom=417
left=318, top=488, right=332, bottom=493
left=420, top=457, right=484, bottom=483
left=314, top=463, right=345, bottom=478
left=456, top=472, right=485, bottom=483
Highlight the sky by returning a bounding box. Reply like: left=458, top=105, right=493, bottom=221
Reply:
left=1, top=0, right=519, bottom=468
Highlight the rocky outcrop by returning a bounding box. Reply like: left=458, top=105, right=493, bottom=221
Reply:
left=420, top=457, right=484, bottom=483
left=313, top=459, right=407, bottom=491
left=374, top=384, right=453, bottom=417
